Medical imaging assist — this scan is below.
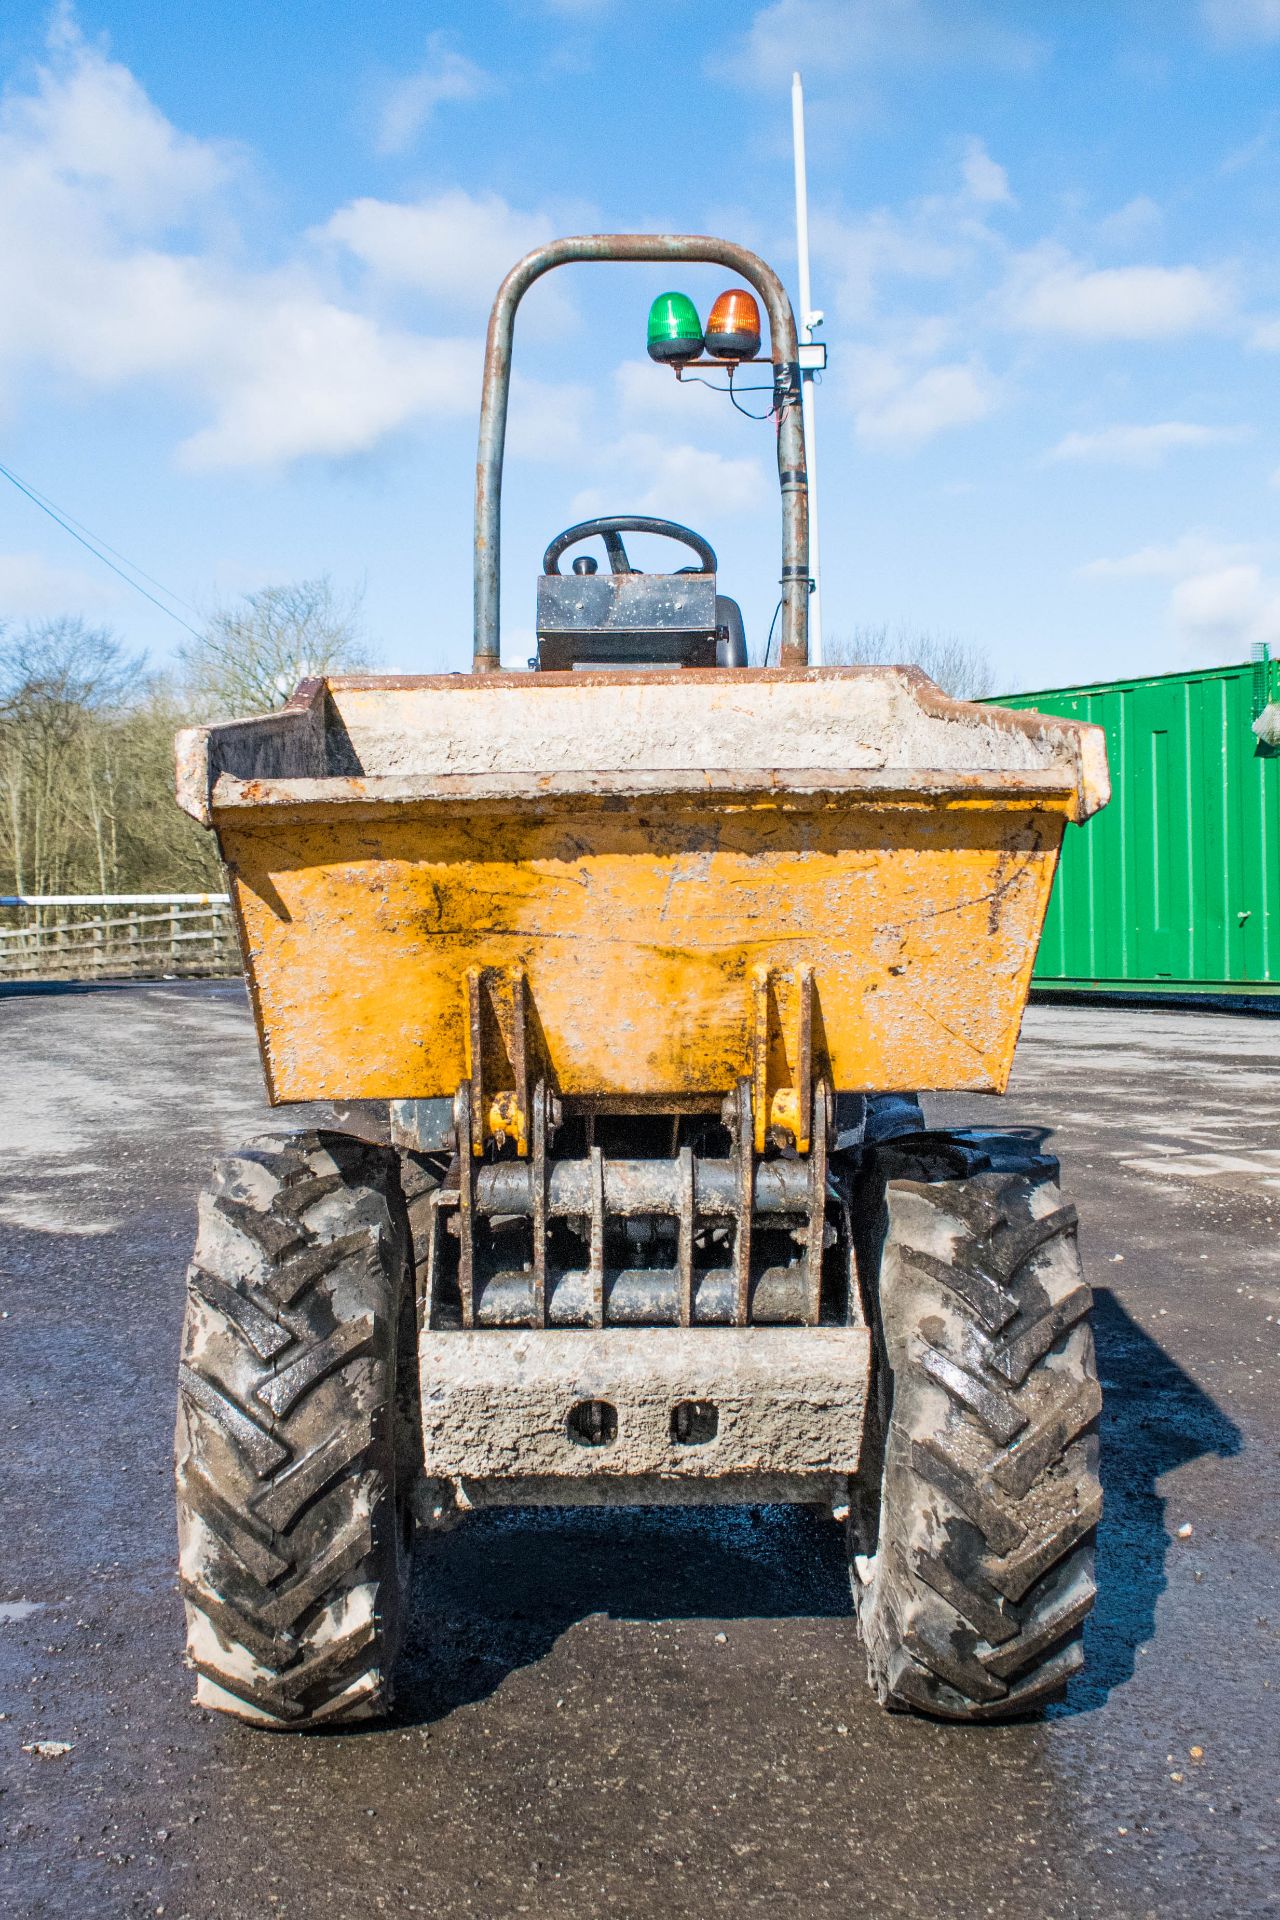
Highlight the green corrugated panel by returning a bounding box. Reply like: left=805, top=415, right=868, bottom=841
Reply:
left=989, top=654, right=1279, bottom=993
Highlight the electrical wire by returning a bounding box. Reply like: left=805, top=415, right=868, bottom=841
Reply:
left=675, top=372, right=726, bottom=393
left=2, top=465, right=205, bottom=618
left=727, top=365, right=776, bottom=422
left=675, top=368, right=775, bottom=422
left=0, top=460, right=205, bottom=641
left=676, top=373, right=772, bottom=396
left=763, top=596, right=783, bottom=666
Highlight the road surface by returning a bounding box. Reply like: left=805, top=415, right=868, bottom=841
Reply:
left=0, top=984, right=1276, bottom=1918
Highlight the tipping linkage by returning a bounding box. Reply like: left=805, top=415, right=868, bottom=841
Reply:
left=420, top=1076, right=850, bottom=1333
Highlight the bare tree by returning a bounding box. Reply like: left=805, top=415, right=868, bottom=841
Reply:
left=823, top=623, right=994, bottom=701
left=0, top=618, right=145, bottom=894
left=109, top=679, right=224, bottom=891
left=179, top=577, right=371, bottom=718
left=0, top=619, right=221, bottom=897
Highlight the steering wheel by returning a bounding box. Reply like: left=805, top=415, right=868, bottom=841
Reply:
left=543, top=515, right=717, bottom=577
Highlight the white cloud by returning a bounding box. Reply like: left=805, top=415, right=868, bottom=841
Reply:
left=1170, top=562, right=1280, bottom=656
left=808, top=138, right=1017, bottom=334
left=720, top=0, right=905, bottom=85
left=961, top=139, right=1013, bottom=205
left=1248, top=315, right=1280, bottom=349
left=0, top=23, right=518, bottom=469
left=4, top=10, right=233, bottom=228
left=1006, top=250, right=1231, bottom=339
left=614, top=357, right=738, bottom=426
left=319, top=189, right=568, bottom=311
left=506, top=375, right=593, bottom=463
left=1169, top=562, right=1266, bottom=633
left=1080, top=534, right=1255, bottom=580
left=1201, top=0, right=1280, bottom=45
left=813, top=206, right=964, bottom=325
left=177, top=308, right=479, bottom=470
left=1220, top=120, right=1279, bottom=175
left=571, top=433, right=767, bottom=523
left=0, top=549, right=121, bottom=616
left=589, top=366, right=775, bottom=520
left=1046, top=421, right=1248, bottom=466
left=847, top=348, right=999, bottom=446
left=630, top=439, right=766, bottom=516
left=718, top=0, right=1040, bottom=88
left=1080, top=531, right=1278, bottom=663
left=809, top=177, right=1005, bottom=447
left=374, top=35, right=491, bottom=157
left=1095, top=195, right=1163, bottom=248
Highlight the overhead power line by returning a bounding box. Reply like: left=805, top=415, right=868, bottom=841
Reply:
left=0, top=459, right=205, bottom=642
left=2, top=464, right=205, bottom=618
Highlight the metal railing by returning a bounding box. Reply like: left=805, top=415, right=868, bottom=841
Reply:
left=0, top=893, right=237, bottom=983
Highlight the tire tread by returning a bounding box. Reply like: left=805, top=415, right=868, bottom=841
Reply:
left=175, top=1129, right=413, bottom=1728
left=853, top=1129, right=1101, bottom=1722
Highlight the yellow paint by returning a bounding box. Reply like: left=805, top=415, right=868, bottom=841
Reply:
left=486, top=1092, right=527, bottom=1155
left=218, top=789, right=1075, bottom=1107
left=767, top=1088, right=803, bottom=1147
left=751, top=965, right=812, bottom=1152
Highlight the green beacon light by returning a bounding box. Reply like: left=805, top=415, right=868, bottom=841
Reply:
left=646, top=291, right=703, bottom=364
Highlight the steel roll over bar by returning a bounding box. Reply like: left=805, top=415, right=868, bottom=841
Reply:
left=474, top=234, right=810, bottom=671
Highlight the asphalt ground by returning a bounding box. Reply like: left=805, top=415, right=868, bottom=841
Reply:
left=0, top=983, right=1276, bottom=1920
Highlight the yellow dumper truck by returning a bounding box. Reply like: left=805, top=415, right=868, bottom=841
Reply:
left=174, top=236, right=1109, bottom=1728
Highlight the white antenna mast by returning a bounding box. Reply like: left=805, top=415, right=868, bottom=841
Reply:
left=791, top=70, right=823, bottom=664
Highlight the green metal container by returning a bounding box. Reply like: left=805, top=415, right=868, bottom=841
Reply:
left=990, top=652, right=1279, bottom=996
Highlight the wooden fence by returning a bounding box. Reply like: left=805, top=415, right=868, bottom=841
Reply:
left=0, top=894, right=238, bottom=983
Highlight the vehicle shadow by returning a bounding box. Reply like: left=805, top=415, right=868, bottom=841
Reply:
left=1053, top=1285, right=1242, bottom=1716
left=391, top=1280, right=1242, bottom=1728
left=393, top=1501, right=853, bottom=1726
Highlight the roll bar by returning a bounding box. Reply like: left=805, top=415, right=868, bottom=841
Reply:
left=473, top=234, right=810, bottom=671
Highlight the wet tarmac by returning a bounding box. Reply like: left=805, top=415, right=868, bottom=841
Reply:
left=0, top=983, right=1276, bottom=1919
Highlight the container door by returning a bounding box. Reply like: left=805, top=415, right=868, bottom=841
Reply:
left=1128, top=695, right=1185, bottom=982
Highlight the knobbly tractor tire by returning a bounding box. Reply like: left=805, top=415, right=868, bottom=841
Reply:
left=175, top=1129, right=419, bottom=1728
left=850, top=1130, right=1102, bottom=1722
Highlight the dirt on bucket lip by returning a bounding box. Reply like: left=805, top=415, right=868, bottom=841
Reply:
left=0, top=982, right=1277, bottom=1920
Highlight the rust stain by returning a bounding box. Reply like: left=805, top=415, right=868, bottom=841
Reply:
left=217, top=790, right=1072, bottom=1105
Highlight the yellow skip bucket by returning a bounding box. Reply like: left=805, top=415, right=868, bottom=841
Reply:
left=177, top=666, right=1108, bottom=1112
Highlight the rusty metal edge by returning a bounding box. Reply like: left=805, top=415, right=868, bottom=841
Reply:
left=208, top=768, right=1081, bottom=833
left=179, top=667, right=1109, bottom=826
left=326, top=664, right=1108, bottom=813
left=174, top=677, right=329, bottom=826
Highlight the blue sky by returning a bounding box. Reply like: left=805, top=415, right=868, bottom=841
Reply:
left=2, top=1, right=1280, bottom=691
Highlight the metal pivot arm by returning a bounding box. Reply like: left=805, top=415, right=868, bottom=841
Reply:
left=474, top=234, right=809, bottom=672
